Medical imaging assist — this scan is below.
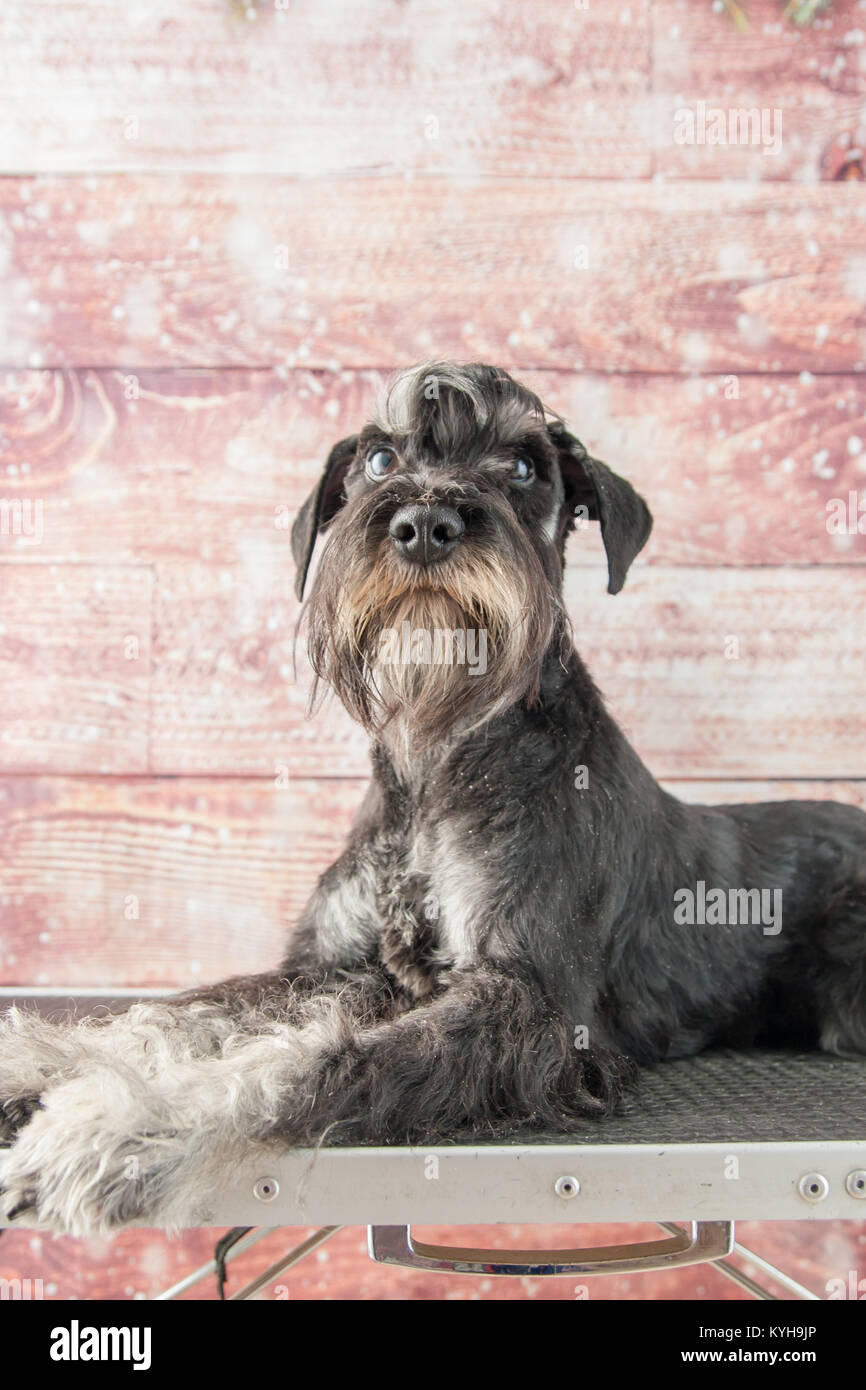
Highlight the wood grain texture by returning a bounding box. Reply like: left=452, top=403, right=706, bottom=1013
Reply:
left=1, top=367, right=864, bottom=567
left=0, top=775, right=366, bottom=988
left=1, top=777, right=863, bottom=989
left=1, top=0, right=863, bottom=188
left=574, top=566, right=866, bottom=780
left=0, top=0, right=652, bottom=179
left=2, top=178, right=866, bottom=371
left=654, top=0, right=866, bottom=180
left=0, top=564, right=151, bottom=774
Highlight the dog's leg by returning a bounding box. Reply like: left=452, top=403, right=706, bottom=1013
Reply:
left=0, top=966, right=629, bottom=1234
left=269, top=965, right=634, bottom=1146
left=0, top=961, right=402, bottom=1149
left=0, top=971, right=320, bottom=1146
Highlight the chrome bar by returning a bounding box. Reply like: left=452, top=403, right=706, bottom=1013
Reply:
left=730, top=1240, right=821, bottom=1301
left=229, top=1226, right=343, bottom=1301
left=659, top=1222, right=820, bottom=1301
left=368, top=1220, right=733, bottom=1276
left=154, top=1227, right=274, bottom=1300
left=712, top=1258, right=777, bottom=1300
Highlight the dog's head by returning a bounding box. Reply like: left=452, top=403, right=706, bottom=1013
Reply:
left=293, top=362, right=652, bottom=743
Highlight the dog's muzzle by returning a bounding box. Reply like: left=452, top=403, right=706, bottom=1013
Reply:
left=388, top=504, right=465, bottom=566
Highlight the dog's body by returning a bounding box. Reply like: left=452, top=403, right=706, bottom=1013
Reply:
left=2, top=361, right=865, bottom=1235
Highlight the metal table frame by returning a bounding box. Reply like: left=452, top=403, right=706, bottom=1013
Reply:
left=155, top=1221, right=825, bottom=1301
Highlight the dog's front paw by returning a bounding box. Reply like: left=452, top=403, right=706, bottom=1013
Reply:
left=0, top=1067, right=210, bottom=1236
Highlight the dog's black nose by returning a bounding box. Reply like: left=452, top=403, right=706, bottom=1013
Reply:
left=389, top=505, right=465, bottom=565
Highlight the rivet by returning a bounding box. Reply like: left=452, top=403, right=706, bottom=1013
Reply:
left=554, top=1174, right=580, bottom=1200
left=253, top=1176, right=280, bottom=1202
left=845, top=1170, right=866, bottom=1199
left=798, top=1172, right=829, bottom=1204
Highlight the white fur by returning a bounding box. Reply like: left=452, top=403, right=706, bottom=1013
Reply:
left=0, top=1002, right=344, bottom=1235
left=408, top=823, right=493, bottom=968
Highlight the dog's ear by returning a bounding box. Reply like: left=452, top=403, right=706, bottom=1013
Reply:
left=547, top=422, right=652, bottom=594
left=291, top=435, right=359, bottom=600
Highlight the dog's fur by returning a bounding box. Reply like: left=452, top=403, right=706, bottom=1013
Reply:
left=2, top=360, right=866, bottom=1235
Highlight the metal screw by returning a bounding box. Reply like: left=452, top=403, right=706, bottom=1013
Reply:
left=253, top=1176, right=280, bottom=1202
left=797, top=1172, right=829, bottom=1204
left=554, top=1174, right=580, bottom=1200
left=845, top=1170, right=866, bottom=1199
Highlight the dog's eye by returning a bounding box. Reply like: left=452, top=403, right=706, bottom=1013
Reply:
left=366, top=448, right=397, bottom=480
left=511, top=457, right=534, bottom=484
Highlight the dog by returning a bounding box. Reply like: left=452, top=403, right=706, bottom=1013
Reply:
left=2, top=359, right=866, bottom=1236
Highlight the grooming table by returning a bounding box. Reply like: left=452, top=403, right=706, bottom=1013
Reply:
left=3, top=992, right=865, bottom=1294
left=223, top=1050, right=866, bottom=1225
left=216, top=1049, right=866, bottom=1288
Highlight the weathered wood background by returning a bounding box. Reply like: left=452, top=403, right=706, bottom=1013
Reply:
left=1, top=0, right=865, bottom=1301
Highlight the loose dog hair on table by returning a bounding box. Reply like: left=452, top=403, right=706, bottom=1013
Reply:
left=3, top=361, right=866, bottom=1235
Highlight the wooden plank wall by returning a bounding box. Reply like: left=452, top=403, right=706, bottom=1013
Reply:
left=1, top=0, right=865, bottom=1301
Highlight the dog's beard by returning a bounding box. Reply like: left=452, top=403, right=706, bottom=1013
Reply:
left=305, top=522, right=557, bottom=746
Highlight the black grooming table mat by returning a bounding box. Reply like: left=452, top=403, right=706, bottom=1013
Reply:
left=510, top=1050, right=866, bottom=1147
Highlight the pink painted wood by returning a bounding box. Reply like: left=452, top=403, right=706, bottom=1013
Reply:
left=0, top=180, right=865, bottom=371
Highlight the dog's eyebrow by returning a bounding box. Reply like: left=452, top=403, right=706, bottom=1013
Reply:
left=496, top=427, right=556, bottom=464
left=357, top=424, right=396, bottom=450
left=511, top=427, right=553, bottom=450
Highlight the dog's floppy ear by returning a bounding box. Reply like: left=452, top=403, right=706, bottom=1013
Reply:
left=291, top=434, right=359, bottom=600
left=547, top=421, right=652, bottom=594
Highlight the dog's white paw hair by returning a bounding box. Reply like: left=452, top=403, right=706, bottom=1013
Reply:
left=0, top=1000, right=348, bottom=1235
left=0, top=999, right=252, bottom=1136
left=0, top=1056, right=263, bottom=1235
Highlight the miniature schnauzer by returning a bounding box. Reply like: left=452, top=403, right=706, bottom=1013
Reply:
left=2, top=361, right=866, bottom=1235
